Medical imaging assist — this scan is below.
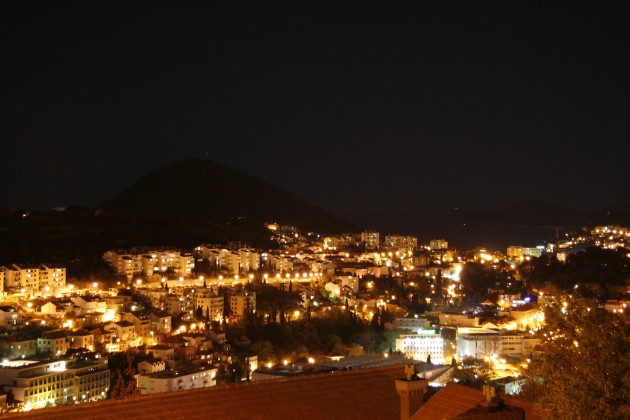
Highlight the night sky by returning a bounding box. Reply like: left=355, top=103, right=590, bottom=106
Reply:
left=2, top=2, right=629, bottom=215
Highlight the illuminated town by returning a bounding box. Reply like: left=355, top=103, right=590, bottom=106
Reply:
left=0, top=222, right=627, bottom=416
left=3, top=2, right=629, bottom=418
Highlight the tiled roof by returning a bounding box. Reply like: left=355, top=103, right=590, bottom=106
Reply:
left=412, top=383, right=542, bottom=420
left=0, top=365, right=406, bottom=420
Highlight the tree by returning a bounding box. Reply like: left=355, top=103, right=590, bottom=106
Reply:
left=450, top=357, right=492, bottom=389
left=523, top=292, right=630, bottom=419
left=109, top=351, right=138, bottom=399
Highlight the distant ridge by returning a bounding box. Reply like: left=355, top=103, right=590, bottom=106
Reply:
left=460, top=200, right=592, bottom=227
left=0, top=160, right=356, bottom=271
left=99, top=159, right=355, bottom=234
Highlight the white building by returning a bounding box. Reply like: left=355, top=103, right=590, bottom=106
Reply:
left=456, top=329, right=540, bottom=359
left=456, top=332, right=501, bottom=359
left=439, top=313, right=479, bottom=327
left=396, top=329, right=445, bottom=364
left=136, top=365, right=217, bottom=394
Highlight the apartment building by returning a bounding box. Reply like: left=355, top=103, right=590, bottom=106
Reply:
left=0, top=358, right=109, bottom=409
left=102, top=249, right=194, bottom=280
left=0, top=264, right=67, bottom=294
left=383, top=235, right=418, bottom=252
left=227, top=291, right=256, bottom=319
left=193, top=290, right=225, bottom=322
left=361, top=231, right=380, bottom=249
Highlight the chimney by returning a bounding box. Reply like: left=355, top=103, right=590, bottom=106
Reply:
left=478, top=385, right=503, bottom=412
left=395, top=364, right=428, bottom=420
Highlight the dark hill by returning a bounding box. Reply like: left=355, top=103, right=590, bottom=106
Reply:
left=99, top=159, right=355, bottom=234
left=0, top=160, right=355, bottom=277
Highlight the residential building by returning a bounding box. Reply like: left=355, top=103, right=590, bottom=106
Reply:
left=1, top=264, right=40, bottom=294
left=72, top=296, right=107, bottom=314
left=0, top=306, right=22, bottom=328
left=429, top=239, right=448, bottom=250
left=0, top=359, right=109, bottom=410
left=102, top=249, right=195, bottom=281
left=227, top=291, right=256, bottom=319
left=136, top=365, right=217, bottom=394
left=37, top=330, right=69, bottom=358
left=137, top=359, right=166, bottom=375
left=38, top=264, right=66, bottom=290
left=104, top=321, right=139, bottom=350
left=506, top=246, right=523, bottom=259
left=161, top=336, right=195, bottom=362
left=361, top=231, right=380, bottom=249
left=392, top=317, right=431, bottom=332
left=0, top=335, right=37, bottom=359
left=67, top=331, right=95, bottom=351
left=384, top=235, right=418, bottom=252
left=193, top=290, right=224, bottom=322
left=147, top=345, right=175, bottom=362
left=438, top=313, right=479, bottom=327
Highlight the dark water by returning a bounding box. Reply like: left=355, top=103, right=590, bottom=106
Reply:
left=343, top=213, right=573, bottom=251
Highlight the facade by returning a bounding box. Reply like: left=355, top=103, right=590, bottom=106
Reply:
left=361, top=231, right=380, bottom=249
left=193, top=290, right=225, bottom=322
left=136, top=365, right=217, bottom=394
left=429, top=239, right=448, bottom=250
left=38, top=264, right=67, bottom=290
left=393, top=317, right=431, bottom=332
left=137, top=359, right=166, bottom=375
left=1, top=264, right=39, bottom=294
left=456, top=332, right=502, bottom=359
left=0, top=264, right=66, bottom=294
left=228, top=291, right=256, bottom=319
left=72, top=296, right=107, bottom=314
left=239, top=249, right=260, bottom=272
left=506, top=246, right=523, bottom=259
left=147, top=345, right=175, bottom=362
left=67, top=332, right=95, bottom=351
left=102, top=249, right=194, bottom=281
left=0, top=359, right=109, bottom=410
left=37, top=330, right=70, bottom=358
left=0, top=336, right=37, bottom=359
left=438, top=313, right=479, bottom=327
left=104, top=321, right=139, bottom=350
left=0, top=306, right=22, bottom=328
left=456, top=329, right=539, bottom=358
left=383, top=235, right=418, bottom=252
left=396, top=329, right=445, bottom=364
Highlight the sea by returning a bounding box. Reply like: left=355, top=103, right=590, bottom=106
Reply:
left=343, top=213, right=579, bottom=251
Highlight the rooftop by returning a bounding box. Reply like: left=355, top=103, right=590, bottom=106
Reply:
left=412, top=383, right=542, bottom=420
left=0, top=365, right=406, bottom=420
